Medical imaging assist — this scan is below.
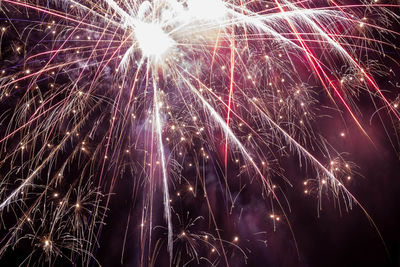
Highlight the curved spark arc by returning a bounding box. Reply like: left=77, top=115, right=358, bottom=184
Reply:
left=0, top=0, right=398, bottom=266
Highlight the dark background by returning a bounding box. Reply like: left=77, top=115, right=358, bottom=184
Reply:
left=0, top=1, right=400, bottom=267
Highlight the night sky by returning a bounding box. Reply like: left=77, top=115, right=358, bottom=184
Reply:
left=0, top=1, right=400, bottom=267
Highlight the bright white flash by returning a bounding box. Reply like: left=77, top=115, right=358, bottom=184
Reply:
left=187, top=0, right=227, bottom=20
left=134, top=22, right=174, bottom=58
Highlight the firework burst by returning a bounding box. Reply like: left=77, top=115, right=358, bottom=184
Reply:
left=0, top=0, right=399, bottom=266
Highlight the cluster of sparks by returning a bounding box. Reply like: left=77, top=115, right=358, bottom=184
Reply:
left=0, top=0, right=399, bottom=266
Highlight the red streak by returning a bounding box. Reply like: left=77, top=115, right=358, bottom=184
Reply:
left=273, top=0, right=373, bottom=141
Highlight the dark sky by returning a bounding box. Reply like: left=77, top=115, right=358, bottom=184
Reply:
left=0, top=1, right=400, bottom=267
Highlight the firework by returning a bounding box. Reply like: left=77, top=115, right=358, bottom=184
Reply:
left=0, top=0, right=399, bottom=266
